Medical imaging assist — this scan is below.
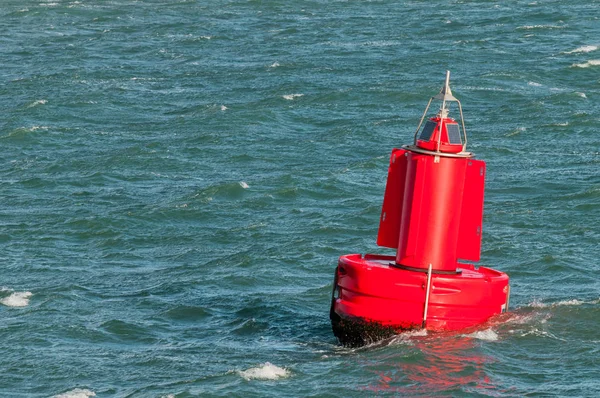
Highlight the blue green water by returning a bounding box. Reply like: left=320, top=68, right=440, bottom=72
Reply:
left=1, top=0, right=599, bottom=396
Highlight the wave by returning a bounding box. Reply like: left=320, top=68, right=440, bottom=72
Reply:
left=462, top=328, right=499, bottom=341
left=162, top=305, right=211, bottom=321
left=571, top=60, right=600, bottom=68
left=26, top=99, right=47, bottom=108
left=349, top=328, right=429, bottom=349
left=564, top=45, right=598, bottom=54
left=238, top=362, right=290, bottom=380
left=517, top=24, right=565, bottom=30
left=50, top=388, right=96, bottom=398
left=0, top=291, right=33, bottom=307
left=518, top=327, right=567, bottom=341
left=192, top=181, right=251, bottom=203
left=282, top=93, right=303, bottom=100
left=528, top=298, right=598, bottom=308
left=4, top=125, right=49, bottom=138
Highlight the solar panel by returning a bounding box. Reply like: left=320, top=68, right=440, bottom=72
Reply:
left=446, top=123, right=462, bottom=144
left=419, top=121, right=436, bottom=141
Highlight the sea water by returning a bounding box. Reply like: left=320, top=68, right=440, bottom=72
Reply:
left=1, top=0, right=599, bottom=396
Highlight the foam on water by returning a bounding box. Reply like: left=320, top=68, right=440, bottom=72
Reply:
left=555, top=299, right=585, bottom=306
left=506, top=313, right=538, bottom=325
left=51, top=389, right=96, bottom=398
left=571, top=60, right=600, bottom=68
left=463, top=328, right=499, bottom=341
left=388, top=329, right=428, bottom=346
left=564, top=45, right=598, bottom=54
left=518, top=24, right=565, bottom=30
left=2, top=0, right=600, bottom=395
left=5, top=125, right=49, bottom=138
left=520, top=328, right=566, bottom=341
left=282, top=94, right=303, bottom=100
left=238, top=362, right=290, bottom=381
left=26, top=99, right=47, bottom=108
left=529, top=298, right=587, bottom=308
left=0, top=291, right=33, bottom=307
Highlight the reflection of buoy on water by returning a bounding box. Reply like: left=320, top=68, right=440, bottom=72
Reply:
left=330, top=71, right=510, bottom=347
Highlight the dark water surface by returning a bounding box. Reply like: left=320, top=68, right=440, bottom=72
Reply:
left=1, top=0, right=599, bottom=396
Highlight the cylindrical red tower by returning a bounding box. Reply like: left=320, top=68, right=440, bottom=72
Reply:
left=396, top=151, right=470, bottom=272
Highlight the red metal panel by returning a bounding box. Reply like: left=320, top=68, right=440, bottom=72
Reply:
left=457, top=159, right=486, bottom=262
left=396, top=152, right=423, bottom=261
left=376, top=148, right=408, bottom=249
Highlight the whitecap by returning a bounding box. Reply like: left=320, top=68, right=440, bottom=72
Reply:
left=1, top=291, right=33, bottom=307
left=576, top=92, right=587, bottom=98
left=29, top=125, right=49, bottom=132
left=520, top=328, right=566, bottom=341
left=506, top=313, right=540, bottom=325
left=506, top=126, right=525, bottom=137
left=554, top=299, right=584, bottom=306
left=269, top=62, right=280, bottom=68
left=388, top=329, right=428, bottom=346
left=571, top=60, right=600, bottom=68
left=239, top=181, right=249, bottom=189
left=565, top=45, right=598, bottom=54
left=518, top=24, right=564, bottom=30
left=220, top=105, right=228, bottom=111
left=401, top=328, right=428, bottom=338
left=528, top=298, right=587, bottom=308
left=529, top=299, right=546, bottom=308
left=283, top=93, right=303, bottom=100
left=51, top=388, right=96, bottom=398
left=463, top=328, right=499, bottom=341
left=26, top=99, right=47, bottom=108
left=528, top=81, right=542, bottom=87
left=238, top=362, right=289, bottom=380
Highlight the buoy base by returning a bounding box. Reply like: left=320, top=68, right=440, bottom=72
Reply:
left=330, top=254, right=509, bottom=347
left=331, top=308, right=419, bottom=347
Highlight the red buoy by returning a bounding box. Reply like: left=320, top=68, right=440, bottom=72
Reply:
left=330, top=71, right=510, bottom=347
